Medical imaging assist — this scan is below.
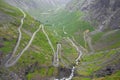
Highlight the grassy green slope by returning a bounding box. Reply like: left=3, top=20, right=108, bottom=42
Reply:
left=0, top=0, right=58, bottom=79
left=0, top=0, right=120, bottom=80
left=28, top=7, right=120, bottom=80
left=0, top=1, right=79, bottom=80
left=92, top=30, right=120, bottom=51
left=40, top=9, right=94, bottom=48
left=39, top=7, right=120, bottom=80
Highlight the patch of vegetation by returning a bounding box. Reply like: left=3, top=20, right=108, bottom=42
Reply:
left=93, top=30, right=120, bottom=51
left=91, top=31, right=104, bottom=44
left=77, top=49, right=120, bottom=76
left=0, top=1, right=58, bottom=79
left=94, top=71, right=120, bottom=80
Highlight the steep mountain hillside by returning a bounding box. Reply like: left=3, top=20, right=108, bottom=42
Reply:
left=0, top=0, right=120, bottom=80
left=66, top=0, right=120, bottom=51
left=65, top=0, right=120, bottom=80
left=66, top=0, right=120, bottom=31
left=0, top=0, right=86, bottom=80
left=0, top=0, right=58, bottom=80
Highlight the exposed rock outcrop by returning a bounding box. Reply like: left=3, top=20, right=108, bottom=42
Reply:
left=66, top=0, right=120, bottom=31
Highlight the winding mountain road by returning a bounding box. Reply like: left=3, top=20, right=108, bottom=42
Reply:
left=42, top=25, right=60, bottom=67
left=42, top=25, right=63, bottom=67
left=53, top=43, right=61, bottom=67
left=66, top=37, right=83, bottom=80
left=41, top=25, right=56, bottom=54
left=67, top=37, right=83, bottom=65
left=5, top=25, right=41, bottom=67
left=5, top=8, right=26, bottom=67
left=12, top=8, right=26, bottom=59
left=72, top=36, right=88, bottom=53
left=5, top=8, right=42, bottom=67
left=53, top=30, right=59, bottom=36
left=55, top=37, right=83, bottom=80
left=63, top=26, right=67, bottom=34
left=83, top=30, right=94, bottom=52
left=4, top=5, right=92, bottom=79
left=54, top=26, right=85, bottom=80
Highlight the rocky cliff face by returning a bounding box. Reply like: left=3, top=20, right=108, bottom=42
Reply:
left=66, top=0, right=120, bottom=31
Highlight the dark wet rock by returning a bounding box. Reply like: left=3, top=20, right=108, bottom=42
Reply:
left=57, top=67, right=71, bottom=79
left=94, top=64, right=120, bottom=77
left=30, top=56, right=35, bottom=60
left=0, top=51, right=3, bottom=65
left=16, top=62, right=49, bottom=80
left=0, top=43, right=4, bottom=48
left=0, top=67, right=20, bottom=80
left=3, top=37, right=8, bottom=41
left=0, top=51, right=3, bottom=56
left=23, top=61, right=39, bottom=76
